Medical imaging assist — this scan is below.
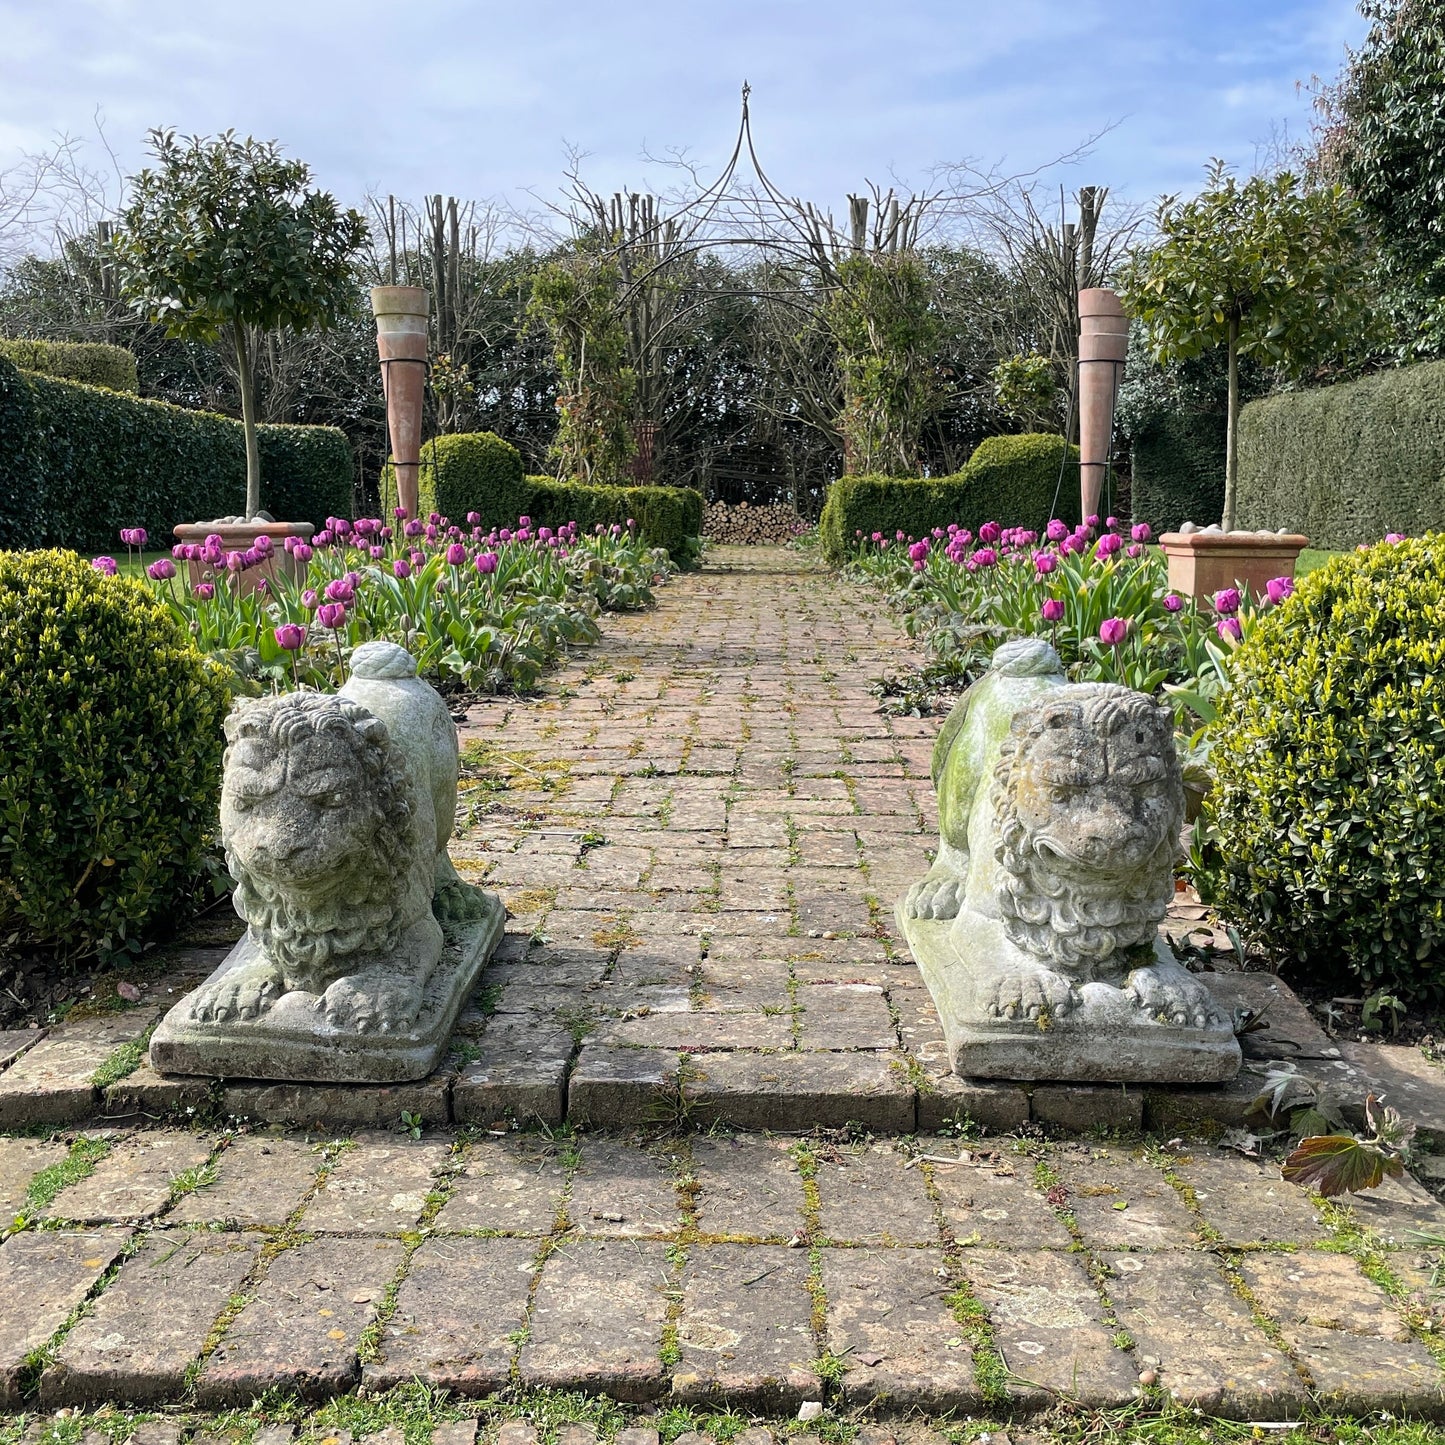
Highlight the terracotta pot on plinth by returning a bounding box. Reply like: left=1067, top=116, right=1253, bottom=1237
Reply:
left=1077, top=288, right=1129, bottom=521
left=370, top=286, right=430, bottom=521
left=173, top=520, right=315, bottom=597
left=1159, top=529, right=1309, bottom=601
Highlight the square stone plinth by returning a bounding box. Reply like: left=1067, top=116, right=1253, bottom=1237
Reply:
left=149, top=901, right=504, bottom=1084
left=901, top=914, right=1241, bottom=1085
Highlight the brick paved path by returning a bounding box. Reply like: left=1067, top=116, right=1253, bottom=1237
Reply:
left=5, top=546, right=1445, bottom=1430
left=2, top=1129, right=1445, bottom=1421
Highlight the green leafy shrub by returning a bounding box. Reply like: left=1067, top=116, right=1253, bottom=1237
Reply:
left=819, top=433, right=1079, bottom=561
left=0, top=357, right=352, bottom=550
left=1236, top=359, right=1445, bottom=547
left=0, top=550, right=232, bottom=965
left=0, top=337, right=139, bottom=393
left=1205, top=535, right=1445, bottom=997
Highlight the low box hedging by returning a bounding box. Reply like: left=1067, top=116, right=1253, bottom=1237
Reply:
left=527, top=477, right=702, bottom=566
left=0, top=337, right=139, bottom=393
left=1205, top=534, right=1445, bottom=998
left=0, top=357, right=352, bottom=550
left=1237, top=359, right=1445, bottom=547
left=0, top=550, right=231, bottom=966
left=819, top=432, right=1079, bottom=561
left=403, top=431, right=701, bottom=564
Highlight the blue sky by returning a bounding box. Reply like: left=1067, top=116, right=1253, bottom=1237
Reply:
left=1, top=0, right=1366, bottom=232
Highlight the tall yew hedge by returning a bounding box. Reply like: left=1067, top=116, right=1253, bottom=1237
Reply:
left=0, top=356, right=352, bottom=550
left=1236, top=359, right=1445, bottom=546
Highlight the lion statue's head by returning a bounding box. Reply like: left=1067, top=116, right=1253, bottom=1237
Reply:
left=220, top=692, right=424, bottom=992
left=992, top=683, right=1183, bottom=975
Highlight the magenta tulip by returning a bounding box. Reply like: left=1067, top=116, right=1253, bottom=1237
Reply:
left=316, top=602, right=347, bottom=629
left=91, top=556, right=118, bottom=575
left=1041, top=598, right=1065, bottom=623
left=1099, top=617, right=1128, bottom=646
left=274, top=623, right=307, bottom=651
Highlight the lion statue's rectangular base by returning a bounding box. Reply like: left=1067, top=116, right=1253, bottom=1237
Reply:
left=902, top=913, right=1242, bottom=1084
left=150, top=896, right=504, bottom=1084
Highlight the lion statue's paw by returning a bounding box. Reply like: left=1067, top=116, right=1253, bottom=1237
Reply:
left=321, top=974, right=425, bottom=1035
left=187, top=961, right=283, bottom=1023
left=434, top=877, right=492, bottom=926
left=1123, top=963, right=1218, bottom=1029
left=980, top=966, right=1078, bottom=1022
left=903, top=870, right=967, bottom=921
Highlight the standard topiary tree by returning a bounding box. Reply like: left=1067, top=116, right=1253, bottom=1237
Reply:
left=112, top=129, right=367, bottom=520
left=1205, top=534, right=1445, bottom=997
left=0, top=551, right=232, bottom=965
left=1119, top=162, right=1374, bottom=531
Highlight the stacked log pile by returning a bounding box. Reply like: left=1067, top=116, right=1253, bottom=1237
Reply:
left=703, top=500, right=808, bottom=544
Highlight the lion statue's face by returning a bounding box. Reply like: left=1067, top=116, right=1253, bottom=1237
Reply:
left=223, top=729, right=381, bottom=887
left=220, top=694, right=417, bottom=991
left=994, top=684, right=1183, bottom=974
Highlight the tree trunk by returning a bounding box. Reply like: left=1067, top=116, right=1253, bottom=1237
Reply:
left=233, top=320, right=261, bottom=520
left=1223, top=314, right=1240, bottom=533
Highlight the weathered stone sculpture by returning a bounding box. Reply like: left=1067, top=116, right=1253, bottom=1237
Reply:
left=151, top=642, right=503, bottom=1083
left=898, top=638, right=1240, bottom=1082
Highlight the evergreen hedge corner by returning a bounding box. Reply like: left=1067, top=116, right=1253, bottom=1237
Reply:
left=818, top=432, right=1080, bottom=562
left=527, top=477, right=703, bottom=567
left=1236, top=359, right=1445, bottom=547
left=402, top=431, right=528, bottom=525
left=0, top=337, right=139, bottom=393
left=1205, top=534, right=1445, bottom=998
left=0, top=357, right=352, bottom=551
left=965, top=433, right=1081, bottom=528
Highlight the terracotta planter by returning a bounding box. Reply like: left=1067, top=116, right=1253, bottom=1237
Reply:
left=1158, top=529, right=1309, bottom=601
left=370, top=286, right=430, bottom=522
left=1078, top=288, right=1129, bottom=521
left=173, top=520, right=315, bottom=597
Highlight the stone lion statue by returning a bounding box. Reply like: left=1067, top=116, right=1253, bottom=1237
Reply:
left=900, top=638, right=1226, bottom=1043
left=186, top=642, right=489, bottom=1034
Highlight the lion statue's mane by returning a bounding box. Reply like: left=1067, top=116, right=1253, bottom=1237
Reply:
left=992, top=684, right=1182, bottom=974
left=223, top=693, right=423, bottom=989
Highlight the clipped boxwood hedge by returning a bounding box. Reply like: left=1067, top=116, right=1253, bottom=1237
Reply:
left=401, top=430, right=702, bottom=564
left=819, top=432, right=1079, bottom=561
left=0, top=337, right=139, bottom=393
left=1237, top=359, right=1445, bottom=547
left=528, top=477, right=703, bottom=567
left=0, top=550, right=232, bottom=965
left=1206, top=535, right=1445, bottom=999
left=0, top=357, right=352, bottom=550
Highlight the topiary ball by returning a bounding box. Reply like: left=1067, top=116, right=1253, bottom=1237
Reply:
left=0, top=549, right=232, bottom=965
left=1206, top=534, right=1445, bottom=998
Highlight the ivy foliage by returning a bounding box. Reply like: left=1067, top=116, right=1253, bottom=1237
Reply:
left=825, top=252, right=941, bottom=476
left=1205, top=535, right=1445, bottom=998
left=0, top=338, right=138, bottom=393
left=0, top=550, right=232, bottom=965
left=527, top=248, right=637, bottom=484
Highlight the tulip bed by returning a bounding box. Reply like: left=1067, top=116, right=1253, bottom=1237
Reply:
left=843, top=515, right=1297, bottom=732
left=98, top=511, right=670, bottom=695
